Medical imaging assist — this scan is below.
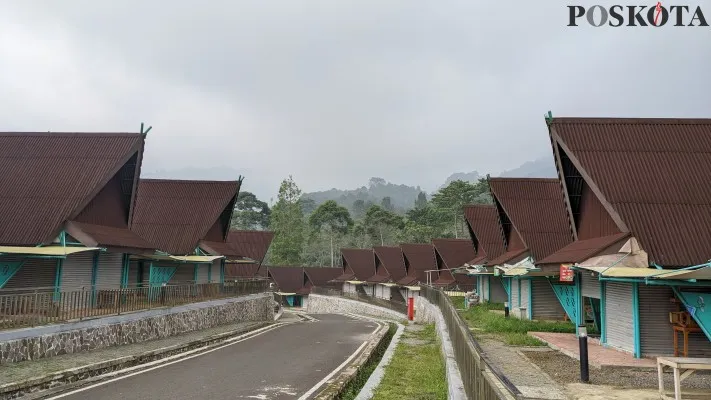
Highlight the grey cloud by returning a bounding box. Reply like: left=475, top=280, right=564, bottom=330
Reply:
left=3, top=0, right=710, bottom=199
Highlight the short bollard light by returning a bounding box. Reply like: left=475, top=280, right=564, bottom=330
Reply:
left=504, top=301, right=510, bottom=318
left=578, top=325, right=590, bottom=383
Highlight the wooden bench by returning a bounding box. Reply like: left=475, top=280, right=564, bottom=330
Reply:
left=657, top=357, right=711, bottom=400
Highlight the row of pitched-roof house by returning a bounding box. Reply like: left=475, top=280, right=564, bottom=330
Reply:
left=0, top=131, right=275, bottom=298
left=321, top=117, right=711, bottom=361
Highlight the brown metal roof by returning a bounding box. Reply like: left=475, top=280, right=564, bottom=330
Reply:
left=488, top=178, right=573, bottom=263
left=131, top=179, right=241, bottom=255
left=372, top=246, right=408, bottom=282
left=268, top=266, right=308, bottom=294
left=399, top=243, right=437, bottom=285
left=550, top=117, right=711, bottom=266
left=303, top=267, right=343, bottom=287
left=65, top=221, right=155, bottom=252
left=432, top=239, right=477, bottom=270
left=225, top=263, right=261, bottom=278
left=486, top=248, right=530, bottom=266
left=201, top=230, right=274, bottom=263
left=463, top=205, right=506, bottom=261
left=0, top=132, right=144, bottom=246
left=537, top=232, right=631, bottom=265
left=340, top=248, right=376, bottom=280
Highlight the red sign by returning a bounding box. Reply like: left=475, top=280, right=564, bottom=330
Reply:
left=559, top=264, right=574, bottom=282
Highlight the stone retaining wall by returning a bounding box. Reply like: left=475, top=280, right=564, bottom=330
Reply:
left=0, top=293, right=273, bottom=364
left=306, top=294, right=405, bottom=321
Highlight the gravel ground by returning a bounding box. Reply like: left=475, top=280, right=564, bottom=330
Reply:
left=523, top=350, right=711, bottom=390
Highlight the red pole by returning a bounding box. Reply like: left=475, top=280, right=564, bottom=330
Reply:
left=407, top=296, right=414, bottom=321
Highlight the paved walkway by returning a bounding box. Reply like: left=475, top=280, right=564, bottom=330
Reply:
left=1, top=321, right=267, bottom=384
left=529, top=332, right=656, bottom=369
left=478, top=337, right=567, bottom=399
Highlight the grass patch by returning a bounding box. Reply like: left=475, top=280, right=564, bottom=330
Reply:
left=458, top=302, right=577, bottom=346
left=338, top=323, right=398, bottom=400
left=372, top=324, right=447, bottom=400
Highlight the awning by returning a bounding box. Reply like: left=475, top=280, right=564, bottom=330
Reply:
left=346, top=280, right=365, bottom=285
left=404, top=286, right=421, bottom=291
left=575, top=265, right=666, bottom=278
left=275, top=292, right=297, bottom=296
left=0, top=246, right=101, bottom=257
left=380, top=282, right=399, bottom=287
left=135, top=254, right=225, bottom=263
left=224, top=257, right=257, bottom=264
left=652, top=267, right=711, bottom=280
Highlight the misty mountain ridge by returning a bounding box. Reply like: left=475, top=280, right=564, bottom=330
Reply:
left=303, top=156, right=557, bottom=213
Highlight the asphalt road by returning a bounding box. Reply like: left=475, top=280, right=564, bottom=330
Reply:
left=51, top=314, right=377, bottom=400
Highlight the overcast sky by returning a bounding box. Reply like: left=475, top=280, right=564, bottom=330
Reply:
left=1, top=1, right=709, bottom=200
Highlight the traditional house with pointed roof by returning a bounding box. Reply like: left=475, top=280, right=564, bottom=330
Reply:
left=268, top=266, right=311, bottom=307
left=463, top=205, right=508, bottom=303
left=487, top=178, right=571, bottom=321
left=397, top=243, right=437, bottom=299
left=431, top=238, right=478, bottom=291
left=332, top=248, right=376, bottom=295
left=542, top=116, right=711, bottom=358
left=202, top=230, right=274, bottom=280
left=128, top=179, right=240, bottom=288
left=0, top=131, right=156, bottom=302
left=365, top=246, right=408, bottom=301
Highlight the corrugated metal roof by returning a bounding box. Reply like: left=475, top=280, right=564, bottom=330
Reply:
left=303, top=267, right=342, bottom=286
left=66, top=220, right=155, bottom=251
left=268, top=266, right=308, bottom=295
left=463, top=205, right=506, bottom=260
left=550, top=117, right=711, bottom=266
left=340, top=248, right=376, bottom=280
left=489, top=178, right=573, bottom=262
left=537, top=232, right=630, bottom=265
left=201, top=230, right=274, bottom=262
left=0, top=132, right=144, bottom=245
left=486, top=248, right=530, bottom=266
left=432, top=238, right=477, bottom=270
left=373, top=246, right=407, bottom=281
left=399, top=243, right=437, bottom=285
left=225, top=263, right=261, bottom=278
left=131, top=179, right=241, bottom=255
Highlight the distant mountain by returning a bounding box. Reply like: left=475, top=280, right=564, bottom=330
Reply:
left=302, top=177, right=424, bottom=214
left=440, top=171, right=482, bottom=189
left=498, top=157, right=557, bottom=178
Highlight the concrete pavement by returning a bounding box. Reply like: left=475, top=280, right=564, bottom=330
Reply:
left=46, top=314, right=378, bottom=400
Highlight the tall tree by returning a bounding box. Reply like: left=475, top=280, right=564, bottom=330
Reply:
left=381, top=196, right=394, bottom=212
left=268, top=176, right=306, bottom=265
left=363, top=205, right=404, bottom=245
left=231, top=191, right=271, bottom=230
left=308, top=200, right=354, bottom=266
left=300, top=197, right=317, bottom=215
left=414, top=191, right=428, bottom=209
left=430, top=179, right=491, bottom=238
left=352, top=199, right=367, bottom=219
left=401, top=205, right=451, bottom=243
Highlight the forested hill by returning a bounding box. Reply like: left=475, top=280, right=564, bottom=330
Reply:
left=302, top=157, right=555, bottom=215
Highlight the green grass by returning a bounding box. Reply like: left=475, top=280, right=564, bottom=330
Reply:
left=372, top=324, right=447, bottom=400
left=338, top=323, right=398, bottom=400
left=452, top=297, right=578, bottom=346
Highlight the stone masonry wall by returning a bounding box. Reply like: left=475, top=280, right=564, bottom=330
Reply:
left=0, top=293, right=273, bottom=365
left=306, top=294, right=405, bottom=321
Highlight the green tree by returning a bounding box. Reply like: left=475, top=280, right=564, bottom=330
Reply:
left=352, top=199, right=367, bottom=219
left=363, top=205, right=404, bottom=246
left=231, top=191, right=271, bottom=230
left=381, top=196, right=394, bottom=211
left=300, top=197, right=317, bottom=215
left=414, top=191, right=428, bottom=209
left=268, top=176, right=306, bottom=264
left=400, top=205, right=451, bottom=243
left=308, top=200, right=354, bottom=267
left=430, top=179, right=491, bottom=238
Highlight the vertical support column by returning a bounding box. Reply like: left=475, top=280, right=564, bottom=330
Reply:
left=632, top=282, right=641, bottom=358
left=53, top=258, right=64, bottom=302
left=193, top=264, right=199, bottom=283
left=220, top=259, right=225, bottom=284
left=207, top=262, right=212, bottom=283
left=575, top=271, right=583, bottom=336
left=90, top=251, right=100, bottom=306
left=600, top=280, right=607, bottom=344
left=120, top=254, right=130, bottom=289
left=528, top=278, right=533, bottom=320
left=487, top=276, right=491, bottom=302
left=517, top=278, right=522, bottom=308
left=507, top=277, right=512, bottom=310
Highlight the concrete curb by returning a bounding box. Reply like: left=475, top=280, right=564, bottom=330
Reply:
left=312, top=319, right=390, bottom=400
left=0, top=322, right=283, bottom=400
left=351, top=316, right=404, bottom=400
